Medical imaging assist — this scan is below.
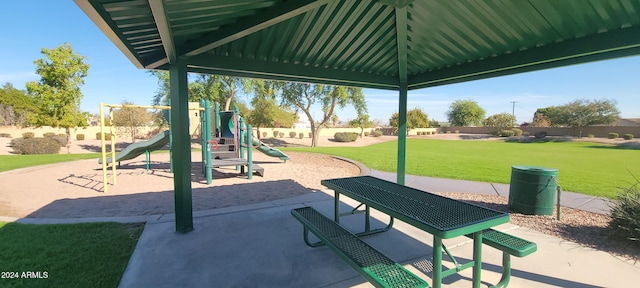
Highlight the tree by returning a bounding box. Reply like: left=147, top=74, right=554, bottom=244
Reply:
left=483, top=112, right=516, bottom=133
left=534, top=106, right=564, bottom=126
left=279, top=82, right=366, bottom=147
left=389, top=108, right=429, bottom=134
left=113, top=101, right=152, bottom=142
left=149, top=72, right=249, bottom=111
left=348, top=114, right=372, bottom=137
left=560, top=99, right=620, bottom=137
left=429, top=119, right=441, bottom=128
left=446, top=100, right=486, bottom=126
left=530, top=112, right=551, bottom=127
left=331, top=114, right=339, bottom=127
left=26, top=43, right=89, bottom=152
left=0, top=83, right=36, bottom=126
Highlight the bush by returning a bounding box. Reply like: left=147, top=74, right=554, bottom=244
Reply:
left=334, top=132, right=358, bottom=142
left=499, top=130, right=515, bottom=137
left=588, top=134, right=595, bottom=138
left=262, top=131, right=268, bottom=138
left=51, top=135, right=68, bottom=147
left=624, top=134, right=634, bottom=140
left=608, top=132, right=619, bottom=139
left=0, top=133, right=10, bottom=138
left=373, top=131, right=383, bottom=137
left=511, top=128, right=523, bottom=136
left=446, top=131, right=452, bottom=134
left=76, top=134, right=85, bottom=140
left=22, top=132, right=35, bottom=139
left=534, top=131, right=547, bottom=138
left=278, top=132, right=284, bottom=138
left=298, top=132, right=304, bottom=139
left=308, top=132, right=312, bottom=138
left=96, top=132, right=113, bottom=140
left=289, top=131, right=297, bottom=138
left=523, top=131, right=530, bottom=137
left=364, top=131, right=370, bottom=136
left=43, top=132, right=56, bottom=138
left=10, top=137, right=61, bottom=154
left=454, top=130, right=460, bottom=134
left=609, top=181, right=640, bottom=242
left=273, top=131, right=279, bottom=137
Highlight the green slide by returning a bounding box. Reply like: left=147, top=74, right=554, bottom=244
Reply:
left=98, top=130, right=170, bottom=164
left=252, top=138, right=290, bottom=161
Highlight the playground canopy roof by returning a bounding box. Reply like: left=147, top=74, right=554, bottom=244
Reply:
left=75, top=0, right=640, bottom=91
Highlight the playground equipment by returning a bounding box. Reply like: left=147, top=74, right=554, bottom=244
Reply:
left=98, top=101, right=289, bottom=191
left=199, top=100, right=290, bottom=184
left=98, top=103, right=203, bottom=193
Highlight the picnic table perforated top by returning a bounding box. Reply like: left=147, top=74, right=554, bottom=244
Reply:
left=321, top=176, right=509, bottom=239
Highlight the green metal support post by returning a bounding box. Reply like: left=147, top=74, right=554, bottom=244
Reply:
left=214, top=102, right=220, bottom=136
left=247, top=124, right=253, bottom=180
left=168, top=99, right=173, bottom=173
left=396, top=82, right=408, bottom=185
left=200, top=100, right=206, bottom=174
left=205, top=100, right=212, bottom=184
left=170, top=58, right=193, bottom=233
left=395, top=7, right=408, bottom=185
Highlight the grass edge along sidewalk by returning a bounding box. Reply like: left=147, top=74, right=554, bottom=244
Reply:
left=283, top=139, right=640, bottom=199
left=0, top=221, right=143, bottom=288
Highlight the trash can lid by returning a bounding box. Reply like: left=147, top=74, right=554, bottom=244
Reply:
left=512, top=165, right=558, bottom=174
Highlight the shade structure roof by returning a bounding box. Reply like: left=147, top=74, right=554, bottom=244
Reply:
left=76, top=0, right=640, bottom=91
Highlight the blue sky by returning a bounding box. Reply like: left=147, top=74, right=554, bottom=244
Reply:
left=2, top=1, right=639, bottom=125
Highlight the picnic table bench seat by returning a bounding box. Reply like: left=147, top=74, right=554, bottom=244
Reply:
left=291, top=206, right=428, bottom=288
left=465, top=229, right=537, bottom=288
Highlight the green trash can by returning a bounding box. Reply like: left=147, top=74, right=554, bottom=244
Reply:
left=508, top=166, right=558, bottom=215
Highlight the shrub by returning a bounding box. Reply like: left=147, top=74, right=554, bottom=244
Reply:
left=364, top=131, right=370, bottom=136
left=534, top=131, right=547, bottom=138
left=50, top=135, right=68, bottom=147
left=446, top=131, right=452, bottom=134
left=523, top=131, right=530, bottom=137
left=608, top=132, right=619, bottom=139
left=624, top=134, right=634, bottom=140
left=373, top=131, right=383, bottom=137
left=499, top=130, right=515, bottom=137
left=76, top=134, right=85, bottom=140
left=289, top=131, right=297, bottom=138
left=588, top=134, right=595, bottom=138
left=10, top=137, right=61, bottom=154
left=334, top=132, right=358, bottom=142
left=273, top=131, right=279, bottom=137
left=308, top=132, right=312, bottom=138
left=22, top=132, right=35, bottom=139
left=43, top=132, right=56, bottom=138
left=262, top=131, right=268, bottom=138
left=57, top=133, right=66, bottom=137
left=609, top=181, right=640, bottom=242
left=0, top=133, right=10, bottom=138
left=454, top=130, right=460, bottom=134
left=511, top=128, right=523, bottom=136
left=96, top=132, right=113, bottom=140
left=278, top=132, right=284, bottom=138
left=298, top=132, right=304, bottom=139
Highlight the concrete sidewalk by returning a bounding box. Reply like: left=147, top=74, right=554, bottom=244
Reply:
left=117, top=173, right=638, bottom=288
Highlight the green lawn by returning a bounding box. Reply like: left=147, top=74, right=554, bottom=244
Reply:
left=283, top=139, right=640, bottom=198
left=0, top=222, right=143, bottom=288
left=0, top=153, right=100, bottom=173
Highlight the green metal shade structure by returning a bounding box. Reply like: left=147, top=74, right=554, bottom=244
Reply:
left=75, top=0, right=640, bottom=232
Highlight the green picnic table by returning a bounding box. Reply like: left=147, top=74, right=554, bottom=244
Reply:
left=292, top=176, right=536, bottom=288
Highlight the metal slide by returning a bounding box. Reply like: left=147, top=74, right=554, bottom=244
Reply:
left=251, top=137, right=290, bottom=161
left=98, top=130, right=170, bottom=164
